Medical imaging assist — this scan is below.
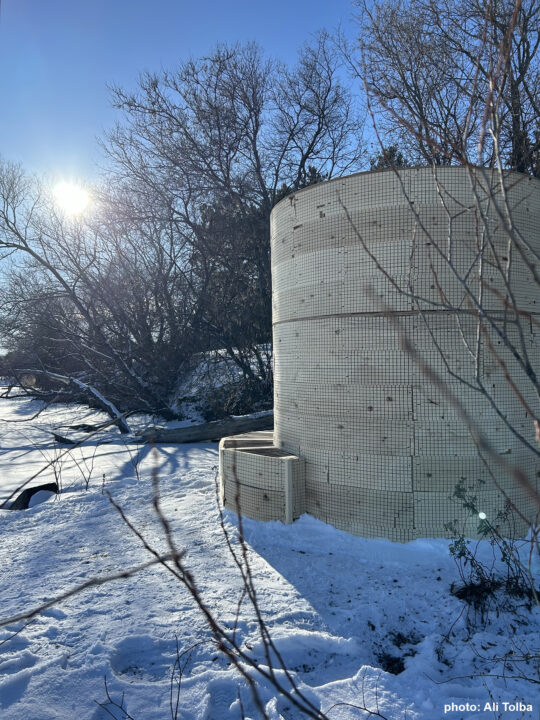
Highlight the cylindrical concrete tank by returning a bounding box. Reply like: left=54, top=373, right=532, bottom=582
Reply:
left=271, top=167, right=540, bottom=540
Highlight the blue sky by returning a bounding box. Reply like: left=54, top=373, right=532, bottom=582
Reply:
left=0, top=0, right=358, bottom=181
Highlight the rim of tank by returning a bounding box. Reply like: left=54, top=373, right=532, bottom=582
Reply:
left=270, top=165, right=540, bottom=215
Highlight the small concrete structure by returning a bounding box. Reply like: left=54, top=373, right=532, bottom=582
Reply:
left=219, top=167, right=540, bottom=540
left=220, top=432, right=304, bottom=523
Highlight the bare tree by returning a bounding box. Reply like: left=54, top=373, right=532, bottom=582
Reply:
left=354, top=0, right=540, bottom=174
left=103, top=37, right=363, bottom=386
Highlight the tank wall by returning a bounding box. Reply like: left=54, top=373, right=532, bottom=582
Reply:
left=271, top=167, right=540, bottom=540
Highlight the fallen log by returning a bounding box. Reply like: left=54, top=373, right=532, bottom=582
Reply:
left=52, top=432, right=77, bottom=445
left=137, top=412, right=273, bottom=443
left=10, top=482, right=59, bottom=510
left=14, top=369, right=131, bottom=434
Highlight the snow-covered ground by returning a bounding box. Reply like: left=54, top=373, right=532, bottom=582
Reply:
left=0, top=394, right=538, bottom=720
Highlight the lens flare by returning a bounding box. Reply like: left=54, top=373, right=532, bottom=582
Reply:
left=53, top=181, right=91, bottom=216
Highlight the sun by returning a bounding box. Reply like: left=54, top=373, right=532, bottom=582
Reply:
left=53, top=181, right=91, bottom=216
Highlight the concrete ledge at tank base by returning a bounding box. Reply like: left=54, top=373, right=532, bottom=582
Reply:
left=219, top=432, right=305, bottom=523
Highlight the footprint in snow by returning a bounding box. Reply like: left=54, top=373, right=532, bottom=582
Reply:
left=40, top=607, right=67, bottom=620
left=0, top=649, right=39, bottom=710
left=203, top=677, right=239, bottom=720
left=0, top=666, right=33, bottom=709
left=0, top=630, right=30, bottom=655
left=0, top=649, right=38, bottom=675
left=109, top=635, right=172, bottom=682
left=249, top=631, right=363, bottom=688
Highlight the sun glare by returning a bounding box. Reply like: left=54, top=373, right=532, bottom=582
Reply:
left=53, top=181, right=91, bottom=216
